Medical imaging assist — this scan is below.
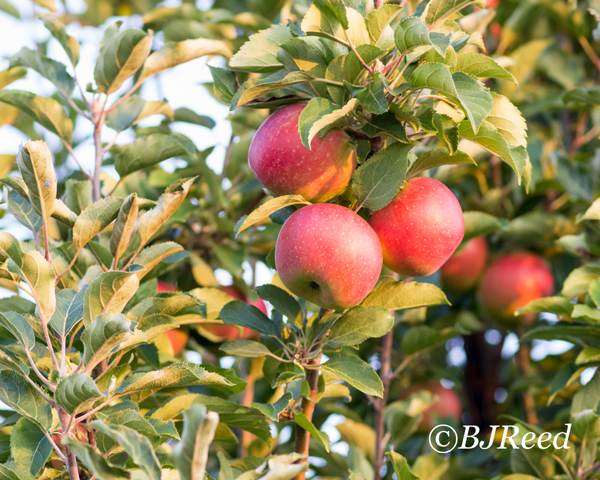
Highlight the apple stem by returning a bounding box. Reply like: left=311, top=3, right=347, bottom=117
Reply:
left=374, top=330, right=393, bottom=480
left=517, top=329, right=539, bottom=426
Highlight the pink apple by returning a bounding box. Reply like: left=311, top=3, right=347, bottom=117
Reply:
left=248, top=103, right=357, bottom=202
left=478, top=252, right=554, bottom=326
left=369, top=177, right=464, bottom=277
left=441, top=236, right=488, bottom=293
left=275, top=204, right=382, bottom=310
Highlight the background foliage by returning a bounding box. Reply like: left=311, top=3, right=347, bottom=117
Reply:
left=0, top=0, right=599, bottom=479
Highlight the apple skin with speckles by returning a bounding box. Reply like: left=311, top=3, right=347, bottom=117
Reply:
left=248, top=103, right=357, bottom=202
left=441, top=236, right=488, bottom=293
left=275, top=204, right=383, bottom=310
left=478, top=252, right=554, bottom=326
left=369, top=177, right=465, bottom=277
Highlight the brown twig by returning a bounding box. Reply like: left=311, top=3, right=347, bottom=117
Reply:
left=294, top=352, right=322, bottom=480
left=374, top=330, right=392, bottom=480
left=517, top=331, right=538, bottom=426
left=578, top=36, right=600, bottom=72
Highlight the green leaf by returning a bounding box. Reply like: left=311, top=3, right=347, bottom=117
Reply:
left=230, top=25, right=292, bottom=73
left=401, top=325, right=459, bottom=356
left=352, top=142, right=413, bottom=211
left=355, top=74, right=387, bottom=115
left=40, top=15, right=80, bottom=66
left=16, top=140, right=56, bottom=222
left=5, top=189, right=43, bottom=233
left=582, top=198, right=600, bottom=221
left=254, top=284, right=302, bottom=321
left=315, top=0, right=349, bottom=29
left=236, top=195, right=309, bottom=235
left=141, top=38, right=231, bottom=80
left=458, top=121, right=531, bottom=188
left=9, top=418, right=51, bottom=476
left=485, top=93, right=527, bottom=147
left=105, top=96, right=146, bottom=131
left=0, top=311, right=35, bottom=350
left=0, top=67, right=26, bottom=91
left=367, top=5, right=402, bottom=48
left=251, top=392, right=292, bottom=422
left=455, top=52, right=516, bottom=83
left=94, top=26, right=152, bottom=95
left=590, top=279, right=600, bottom=308
left=452, top=72, right=493, bottom=134
left=231, top=69, right=314, bottom=109
left=407, top=148, right=474, bottom=177
left=208, top=65, right=237, bottom=104
left=302, top=4, right=370, bottom=46
left=110, top=193, right=138, bottom=263
left=0, top=371, right=52, bottom=430
left=572, top=371, right=600, bottom=414
left=83, top=270, right=140, bottom=326
left=298, top=97, right=357, bottom=149
left=362, top=112, right=409, bottom=143
left=294, top=412, right=330, bottom=451
left=0, top=1, right=20, bottom=19
left=62, top=439, right=129, bottom=480
left=89, top=422, right=161, bottom=480
left=386, top=452, right=419, bottom=480
left=321, top=354, right=384, bottom=397
left=220, top=300, right=279, bottom=337
left=113, top=133, right=195, bottom=178
left=410, top=62, right=456, bottom=96
left=170, top=405, right=219, bottom=480
left=55, top=373, right=105, bottom=414
left=394, top=16, right=444, bottom=56
left=327, top=306, right=393, bottom=347
left=363, top=280, right=449, bottom=310
left=7, top=250, right=56, bottom=321
left=521, top=324, right=600, bottom=342
left=220, top=339, right=272, bottom=358
left=0, top=463, right=35, bottom=480
left=516, top=297, right=573, bottom=316
left=462, top=211, right=502, bottom=244
left=73, top=197, right=124, bottom=252
left=81, top=313, right=134, bottom=370
left=131, top=242, right=184, bottom=278
left=174, top=107, right=215, bottom=128
left=116, top=363, right=232, bottom=396
left=563, top=266, right=600, bottom=299
left=65, top=178, right=93, bottom=215
left=0, top=90, right=73, bottom=143
left=277, top=37, right=327, bottom=78
left=50, top=199, right=77, bottom=228
left=10, top=47, right=74, bottom=98
left=423, top=0, right=486, bottom=28
left=136, top=177, right=195, bottom=247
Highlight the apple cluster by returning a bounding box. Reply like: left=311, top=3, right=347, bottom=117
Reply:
left=249, top=103, right=466, bottom=310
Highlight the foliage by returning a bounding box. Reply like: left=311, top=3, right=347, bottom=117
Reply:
left=0, top=0, right=599, bottom=479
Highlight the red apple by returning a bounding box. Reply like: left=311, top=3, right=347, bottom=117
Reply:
left=369, top=177, right=464, bottom=277
left=205, top=286, right=267, bottom=341
left=275, top=204, right=382, bottom=310
left=441, top=237, right=488, bottom=293
left=157, top=280, right=177, bottom=293
left=248, top=103, right=357, bottom=202
left=157, top=281, right=188, bottom=354
left=478, top=252, right=554, bottom=326
left=401, top=380, right=462, bottom=432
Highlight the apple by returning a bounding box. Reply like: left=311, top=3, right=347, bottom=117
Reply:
left=205, top=286, right=267, bottom=341
left=441, top=236, right=488, bottom=293
left=157, top=281, right=188, bottom=355
left=369, top=177, right=464, bottom=277
left=478, top=252, right=554, bottom=326
left=248, top=103, right=357, bottom=202
left=401, top=380, right=462, bottom=432
left=275, top=204, right=383, bottom=310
